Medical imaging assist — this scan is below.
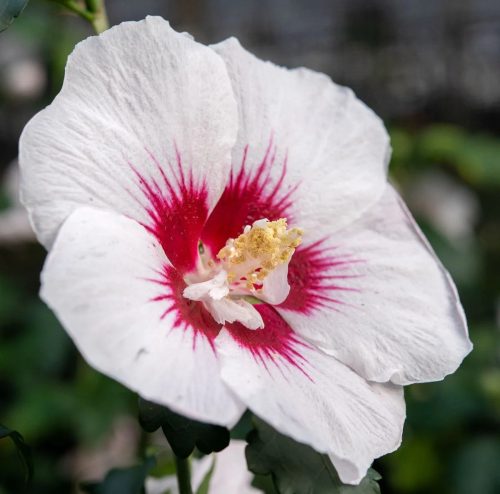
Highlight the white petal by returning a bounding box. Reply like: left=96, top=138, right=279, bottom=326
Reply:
left=183, top=271, right=229, bottom=301
left=145, top=476, right=178, bottom=494
left=20, top=17, right=237, bottom=250
left=207, top=440, right=262, bottom=494
left=41, top=207, right=243, bottom=425
left=278, top=184, right=472, bottom=385
left=210, top=37, right=389, bottom=234
left=215, top=315, right=405, bottom=485
left=259, top=262, right=290, bottom=305
left=205, top=298, right=264, bottom=330
left=190, top=455, right=214, bottom=493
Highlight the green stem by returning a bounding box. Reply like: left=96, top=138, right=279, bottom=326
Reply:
left=50, top=0, right=93, bottom=21
left=89, top=0, right=108, bottom=34
left=175, top=456, right=193, bottom=494
left=49, top=0, right=109, bottom=34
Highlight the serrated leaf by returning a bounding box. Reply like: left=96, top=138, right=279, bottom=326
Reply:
left=246, top=418, right=381, bottom=494
left=0, top=0, right=29, bottom=32
left=0, top=424, right=33, bottom=486
left=138, top=398, right=230, bottom=458
left=81, top=456, right=155, bottom=494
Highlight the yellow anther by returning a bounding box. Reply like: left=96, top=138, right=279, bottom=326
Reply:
left=217, top=218, right=303, bottom=289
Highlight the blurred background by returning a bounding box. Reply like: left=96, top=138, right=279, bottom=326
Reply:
left=1, top=0, right=499, bottom=493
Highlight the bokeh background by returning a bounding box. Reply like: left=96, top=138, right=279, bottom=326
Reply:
left=1, top=1, right=499, bottom=493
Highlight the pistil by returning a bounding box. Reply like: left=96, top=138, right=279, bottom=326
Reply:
left=182, top=218, right=303, bottom=330
left=217, top=218, right=303, bottom=291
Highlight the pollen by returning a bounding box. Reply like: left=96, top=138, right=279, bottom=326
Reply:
left=217, top=218, right=303, bottom=290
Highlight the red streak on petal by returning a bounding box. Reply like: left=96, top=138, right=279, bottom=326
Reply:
left=201, top=137, right=298, bottom=256
left=148, top=264, right=221, bottom=348
left=132, top=149, right=209, bottom=274
left=225, top=304, right=310, bottom=377
left=280, top=240, right=362, bottom=315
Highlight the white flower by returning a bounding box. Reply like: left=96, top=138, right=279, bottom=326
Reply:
left=145, top=440, right=261, bottom=494
left=19, top=17, right=472, bottom=484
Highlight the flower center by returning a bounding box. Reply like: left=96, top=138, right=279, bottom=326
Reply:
left=217, top=218, right=303, bottom=291
left=183, top=218, right=302, bottom=330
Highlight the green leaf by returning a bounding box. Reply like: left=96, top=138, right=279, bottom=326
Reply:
left=138, top=398, right=230, bottom=458
left=231, top=410, right=254, bottom=440
left=416, top=124, right=465, bottom=164
left=81, top=457, right=155, bottom=494
left=0, top=0, right=29, bottom=32
left=246, top=418, right=381, bottom=494
left=414, top=124, right=500, bottom=187
left=0, top=424, right=33, bottom=487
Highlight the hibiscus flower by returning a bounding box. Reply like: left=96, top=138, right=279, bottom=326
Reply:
left=19, top=17, right=471, bottom=484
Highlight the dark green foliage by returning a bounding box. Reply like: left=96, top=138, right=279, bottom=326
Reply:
left=390, top=124, right=500, bottom=187
left=246, top=418, right=381, bottom=494
left=0, top=424, right=33, bottom=487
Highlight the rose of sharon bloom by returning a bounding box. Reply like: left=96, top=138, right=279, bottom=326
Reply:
left=145, top=440, right=262, bottom=494
left=19, top=17, right=471, bottom=484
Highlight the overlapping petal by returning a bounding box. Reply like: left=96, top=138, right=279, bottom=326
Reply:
left=215, top=305, right=405, bottom=484
left=201, top=37, right=390, bottom=256
left=20, top=17, right=237, bottom=272
left=278, top=185, right=472, bottom=385
left=40, top=207, right=244, bottom=425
